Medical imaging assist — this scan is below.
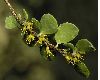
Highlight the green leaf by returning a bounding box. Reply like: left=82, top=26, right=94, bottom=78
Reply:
left=5, top=16, right=18, bottom=29
left=31, top=18, right=40, bottom=34
left=31, top=18, right=40, bottom=29
left=22, top=9, right=28, bottom=20
left=65, top=43, right=75, bottom=50
left=74, top=61, right=90, bottom=78
left=55, top=22, right=79, bottom=44
left=39, top=14, right=58, bottom=34
left=76, top=39, right=96, bottom=54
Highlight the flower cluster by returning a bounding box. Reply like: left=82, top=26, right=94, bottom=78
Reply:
left=21, top=21, right=37, bottom=46
left=64, top=52, right=84, bottom=65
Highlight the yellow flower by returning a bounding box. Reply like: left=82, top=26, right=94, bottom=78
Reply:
left=21, top=21, right=33, bottom=34
left=26, top=34, right=35, bottom=44
left=64, top=52, right=83, bottom=65
left=46, top=46, right=54, bottom=57
left=37, top=34, right=47, bottom=44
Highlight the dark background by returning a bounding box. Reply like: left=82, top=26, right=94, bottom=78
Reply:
left=0, top=0, right=98, bottom=80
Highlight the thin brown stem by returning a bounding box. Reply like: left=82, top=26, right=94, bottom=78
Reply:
left=44, top=39, right=67, bottom=55
left=4, top=0, right=22, bottom=26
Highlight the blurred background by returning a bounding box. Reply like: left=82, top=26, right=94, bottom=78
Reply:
left=0, top=0, right=98, bottom=80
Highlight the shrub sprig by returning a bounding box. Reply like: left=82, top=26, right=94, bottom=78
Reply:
left=4, top=0, right=96, bottom=78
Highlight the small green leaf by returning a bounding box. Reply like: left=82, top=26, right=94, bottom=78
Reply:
left=22, top=9, right=28, bottom=20
left=5, top=16, right=18, bottom=29
left=55, top=22, right=79, bottom=44
left=74, top=61, right=90, bottom=78
left=31, top=18, right=40, bottom=29
left=39, top=14, right=58, bottom=34
left=76, top=39, right=96, bottom=54
left=65, top=43, right=75, bottom=50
